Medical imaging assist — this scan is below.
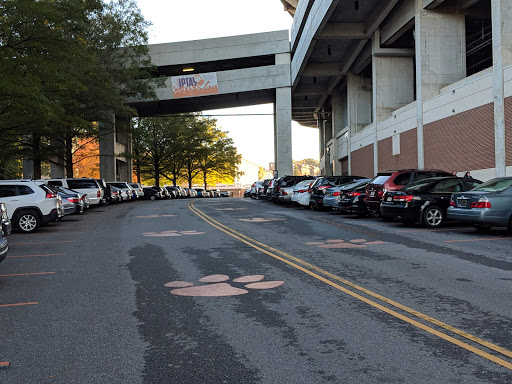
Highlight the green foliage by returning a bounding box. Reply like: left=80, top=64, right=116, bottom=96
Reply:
left=132, top=115, right=241, bottom=188
left=0, top=0, right=159, bottom=179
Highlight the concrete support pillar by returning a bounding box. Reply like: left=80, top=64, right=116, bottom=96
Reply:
left=275, top=87, right=293, bottom=176
left=99, top=113, right=116, bottom=181
left=414, top=0, right=466, bottom=169
left=331, top=91, right=344, bottom=176
left=492, top=0, right=512, bottom=177
left=324, top=119, right=333, bottom=176
left=50, top=138, right=66, bottom=178
left=317, top=116, right=325, bottom=175
left=347, top=73, right=372, bottom=173
left=372, top=29, right=415, bottom=173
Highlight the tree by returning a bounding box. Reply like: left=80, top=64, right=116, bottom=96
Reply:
left=0, top=0, right=159, bottom=179
left=196, top=126, right=241, bottom=189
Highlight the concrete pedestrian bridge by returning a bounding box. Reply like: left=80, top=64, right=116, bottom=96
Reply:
left=108, top=30, right=293, bottom=179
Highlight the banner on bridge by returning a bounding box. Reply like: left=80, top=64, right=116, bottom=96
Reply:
left=171, top=72, right=219, bottom=98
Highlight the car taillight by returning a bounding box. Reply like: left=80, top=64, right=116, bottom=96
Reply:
left=97, top=190, right=101, bottom=197
left=347, top=192, right=362, bottom=197
left=282, top=191, right=288, bottom=195
left=46, top=192, right=57, bottom=198
left=393, top=195, right=414, bottom=202
left=319, top=186, right=329, bottom=190
left=332, top=192, right=341, bottom=196
left=470, top=197, right=491, bottom=208
left=67, top=197, right=79, bottom=203
left=450, top=199, right=455, bottom=207
left=377, top=190, right=384, bottom=197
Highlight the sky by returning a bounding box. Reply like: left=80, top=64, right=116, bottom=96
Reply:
left=135, top=0, right=319, bottom=168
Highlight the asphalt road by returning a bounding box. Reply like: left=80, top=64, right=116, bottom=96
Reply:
left=1, top=197, right=512, bottom=383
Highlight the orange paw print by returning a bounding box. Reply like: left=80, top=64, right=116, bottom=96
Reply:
left=306, top=239, right=385, bottom=248
left=164, top=274, right=284, bottom=297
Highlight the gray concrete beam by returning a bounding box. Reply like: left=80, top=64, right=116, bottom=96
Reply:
left=318, top=23, right=367, bottom=39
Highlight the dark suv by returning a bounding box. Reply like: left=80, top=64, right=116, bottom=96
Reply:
left=309, top=175, right=366, bottom=210
left=364, top=169, right=452, bottom=214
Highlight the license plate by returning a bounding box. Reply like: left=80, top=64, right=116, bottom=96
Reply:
left=387, top=196, right=392, bottom=202
left=370, top=191, right=375, bottom=197
left=458, top=199, right=468, bottom=207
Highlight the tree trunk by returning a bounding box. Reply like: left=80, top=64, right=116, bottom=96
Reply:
left=32, top=133, right=42, bottom=180
left=65, top=132, right=73, bottom=178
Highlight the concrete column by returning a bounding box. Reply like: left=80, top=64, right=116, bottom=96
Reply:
left=50, top=138, right=66, bottom=178
left=331, top=91, right=344, bottom=176
left=317, top=116, right=325, bottom=174
left=324, top=119, right=333, bottom=176
left=275, top=86, right=293, bottom=176
left=414, top=0, right=466, bottom=169
left=347, top=73, right=372, bottom=174
left=492, top=0, right=512, bottom=177
left=99, top=113, right=116, bottom=181
left=373, top=29, right=415, bottom=173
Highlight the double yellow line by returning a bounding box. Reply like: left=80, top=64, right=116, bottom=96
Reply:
left=189, top=201, right=512, bottom=370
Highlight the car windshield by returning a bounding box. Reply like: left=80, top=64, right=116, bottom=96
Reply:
left=471, top=178, right=512, bottom=192
left=67, top=179, right=98, bottom=189
left=402, top=179, right=435, bottom=192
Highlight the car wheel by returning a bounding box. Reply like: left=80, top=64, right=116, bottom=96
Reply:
left=150, top=195, right=156, bottom=201
left=422, top=206, right=444, bottom=228
left=473, top=224, right=493, bottom=233
left=16, top=210, right=41, bottom=233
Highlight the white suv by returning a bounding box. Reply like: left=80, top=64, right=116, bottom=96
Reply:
left=43, top=178, right=104, bottom=206
left=0, top=180, right=63, bottom=233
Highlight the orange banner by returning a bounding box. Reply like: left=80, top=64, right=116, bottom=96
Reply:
left=171, top=72, right=219, bottom=98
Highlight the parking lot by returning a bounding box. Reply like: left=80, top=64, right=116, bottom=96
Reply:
left=1, top=196, right=512, bottom=383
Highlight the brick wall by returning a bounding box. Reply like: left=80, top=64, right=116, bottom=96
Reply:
left=424, top=102, right=495, bottom=173
left=351, top=144, right=374, bottom=177
left=505, top=96, right=512, bottom=166
left=378, top=129, right=418, bottom=172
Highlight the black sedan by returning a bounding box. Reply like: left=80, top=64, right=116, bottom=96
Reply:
left=338, top=182, right=372, bottom=216
left=380, top=177, right=482, bottom=228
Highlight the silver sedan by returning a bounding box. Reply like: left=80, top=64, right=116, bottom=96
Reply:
left=447, top=177, right=512, bottom=232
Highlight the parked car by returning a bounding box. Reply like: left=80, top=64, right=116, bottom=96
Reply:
left=1, top=202, right=12, bottom=235
left=129, top=183, right=145, bottom=199
left=266, top=178, right=277, bottom=200
left=259, top=179, right=272, bottom=199
left=291, top=179, right=316, bottom=208
left=323, top=178, right=371, bottom=210
left=364, top=169, right=452, bottom=215
left=107, top=182, right=137, bottom=201
left=250, top=181, right=264, bottom=199
left=95, top=179, right=110, bottom=205
left=0, top=221, right=7, bottom=265
left=45, top=178, right=104, bottom=206
left=309, top=176, right=365, bottom=210
left=448, top=177, right=512, bottom=233
left=338, top=178, right=375, bottom=216
left=195, top=188, right=207, bottom=197
left=243, top=189, right=251, bottom=198
left=220, top=190, right=232, bottom=197
left=0, top=180, right=63, bottom=233
left=48, top=185, right=85, bottom=215
left=271, top=176, right=316, bottom=203
left=380, top=177, right=482, bottom=227
left=111, top=186, right=130, bottom=202
left=142, top=187, right=162, bottom=200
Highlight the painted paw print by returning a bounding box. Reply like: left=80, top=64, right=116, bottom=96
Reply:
left=216, top=208, right=248, bottom=211
left=164, top=274, right=284, bottom=297
left=306, top=239, right=385, bottom=248
left=142, top=230, right=205, bottom=237
left=136, top=214, right=177, bottom=218
left=239, top=218, right=286, bottom=222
